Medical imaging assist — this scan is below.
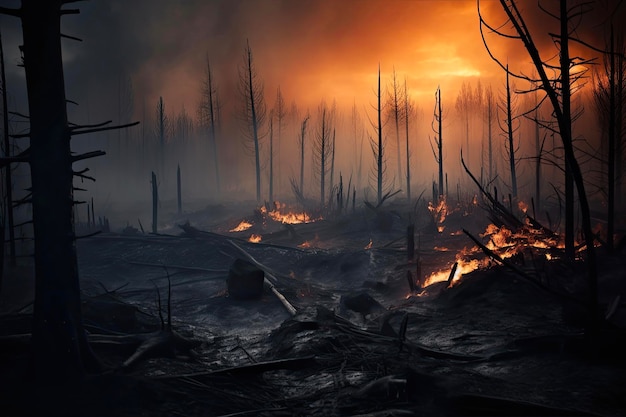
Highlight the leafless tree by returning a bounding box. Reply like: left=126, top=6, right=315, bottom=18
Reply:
left=387, top=67, right=403, bottom=186
left=479, top=0, right=600, bottom=331
left=198, top=56, right=221, bottom=196
left=430, top=86, right=445, bottom=198
left=593, top=26, right=625, bottom=251
left=313, top=101, right=334, bottom=206
left=238, top=39, right=266, bottom=202
left=498, top=66, right=520, bottom=198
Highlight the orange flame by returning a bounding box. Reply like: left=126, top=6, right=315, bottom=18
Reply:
left=518, top=200, right=528, bottom=213
left=248, top=234, right=262, bottom=243
left=428, top=197, right=449, bottom=233
left=423, top=258, right=481, bottom=287
left=259, top=201, right=321, bottom=225
left=230, top=220, right=253, bottom=232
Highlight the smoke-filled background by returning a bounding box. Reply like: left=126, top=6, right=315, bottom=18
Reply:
left=0, top=0, right=623, bottom=227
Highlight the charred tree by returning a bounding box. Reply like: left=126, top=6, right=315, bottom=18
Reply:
left=198, top=56, right=221, bottom=196
left=479, top=0, right=599, bottom=333
left=388, top=67, right=402, bottom=186
left=0, top=28, right=15, bottom=268
left=376, top=65, right=384, bottom=205
left=268, top=112, right=274, bottom=203
left=403, top=78, right=413, bottom=203
left=0, top=0, right=103, bottom=381
left=298, top=114, right=309, bottom=197
left=485, top=85, right=495, bottom=183
left=238, top=39, right=266, bottom=203
left=155, top=96, right=167, bottom=179
left=313, top=101, right=333, bottom=206
left=498, top=66, right=519, bottom=199
left=430, top=86, right=444, bottom=198
left=594, top=26, right=625, bottom=251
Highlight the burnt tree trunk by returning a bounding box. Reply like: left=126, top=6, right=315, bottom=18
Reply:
left=0, top=28, right=15, bottom=267
left=22, top=0, right=100, bottom=380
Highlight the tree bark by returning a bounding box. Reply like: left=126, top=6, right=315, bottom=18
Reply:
left=22, top=0, right=99, bottom=381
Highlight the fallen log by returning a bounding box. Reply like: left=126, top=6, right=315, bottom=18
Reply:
left=228, top=240, right=297, bottom=316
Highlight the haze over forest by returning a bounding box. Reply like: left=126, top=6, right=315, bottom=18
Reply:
left=1, top=0, right=623, bottom=222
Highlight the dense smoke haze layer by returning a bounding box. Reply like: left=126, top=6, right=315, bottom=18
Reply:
left=0, top=0, right=623, bottom=228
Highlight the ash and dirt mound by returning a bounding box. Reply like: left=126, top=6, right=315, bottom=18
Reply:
left=1, top=202, right=626, bottom=416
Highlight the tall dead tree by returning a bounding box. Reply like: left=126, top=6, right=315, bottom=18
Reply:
left=376, top=65, right=384, bottom=205
left=298, top=113, right=309, bottom=196
left=498, top=66, right=519, bottom=198
left=388, top=67, right=403, bottom=186
left=0, top=0, right=109, bottom=381
left=314, top=101, right=333, bottom=206
left=430, top=86, right=444, bottom=198
left=198, top=56, right=221, bottom=196
left=238, top=39, right=266, bottom=203
left=155, top=96, right=167, bottom=179
left=351, top=100, right=365, bottom=192
left=485, top=85, right=495, bottom=183
left=0, top=28, right=15, bottom=268
left=403, top=78, right=413, bottom=203
left=593, top=26, right=625, bottom=251
left=268, top=111, right=274, bottom=202
left=479, top=0, right=599, bottom=332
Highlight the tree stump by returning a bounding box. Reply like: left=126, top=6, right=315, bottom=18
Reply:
left=227, top=259, right=265, bottom=300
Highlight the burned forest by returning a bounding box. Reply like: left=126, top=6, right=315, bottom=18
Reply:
left=1, top=0, right=626, bottom=416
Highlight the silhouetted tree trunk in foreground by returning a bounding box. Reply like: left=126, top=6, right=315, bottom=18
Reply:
left=15, top=0, right=100, bottom=381
left=480, top=0, right=598, bottom=332
left=0, top=28, right=15, bottom=268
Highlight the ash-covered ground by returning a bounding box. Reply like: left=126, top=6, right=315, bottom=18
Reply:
left=2, top=198, right=626, bottom=416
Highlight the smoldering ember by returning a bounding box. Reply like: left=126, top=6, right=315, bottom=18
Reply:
left=0, top=1, right=625, bottom=416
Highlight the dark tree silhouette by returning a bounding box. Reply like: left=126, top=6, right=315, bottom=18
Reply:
left=238, top=39, right=266, bottom=203
left=498, top=66, right=519, bottom=198
left=375, top=66, right=384, bottom=204
left=593, top=26, right=625, bottom=251
left=388, top=67, right=403, bottom=185
left=0, top=28, right=15, bottom=270
left=485, top=85, right=495, bottom=183
left=298, top=113, right=309, bottom=197
left=313, top=101, right=333, bottom=206
left=403, top=78, right=414, bottom=203
left=0, top=0, right=103, bottom=381
left=430, top=86, right=444, bottom=198
left=155, top=96, right=168, bottom=179
left=479, top=0, right=599, bottom=332
left=198, top=56, right=221, bottom=196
